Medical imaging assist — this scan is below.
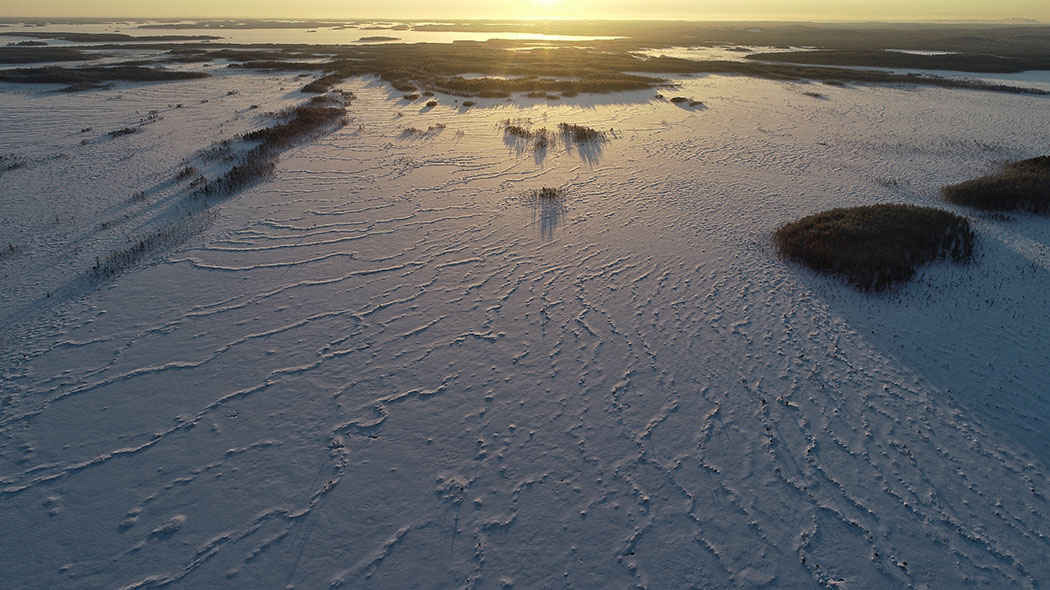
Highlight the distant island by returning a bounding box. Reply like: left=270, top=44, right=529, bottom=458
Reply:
left=0, top=31, right=221, bottom=42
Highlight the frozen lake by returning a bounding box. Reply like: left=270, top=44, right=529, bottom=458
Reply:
left=0, top=21, right=622, bottom=46
left=2, top=63, right=1050, bottom=588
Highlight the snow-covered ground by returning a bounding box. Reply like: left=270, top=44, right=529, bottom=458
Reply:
left=3, top=72, right=1050, bottom=589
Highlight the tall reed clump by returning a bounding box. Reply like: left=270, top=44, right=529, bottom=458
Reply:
left=775, top=204, right=974, bottom=291
left=558, top=123, right=607, bottom=143
left=530, top=187, right=563, bottom=200
left=500, top=119, right=555, bottom=151
left=942, top=156, right=1050, bottom=213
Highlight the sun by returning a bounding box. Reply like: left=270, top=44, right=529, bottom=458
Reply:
left=523, top=0, right=570, bottom=18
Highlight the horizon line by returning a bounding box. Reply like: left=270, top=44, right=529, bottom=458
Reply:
left=0, top=16, right=1044, bottom=24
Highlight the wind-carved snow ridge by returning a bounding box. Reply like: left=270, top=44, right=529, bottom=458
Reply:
left=2, top=75, right=1050, bottom=588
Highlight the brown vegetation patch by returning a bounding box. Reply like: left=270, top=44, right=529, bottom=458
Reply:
left=942, top=156, right=1050, bottom=214
left=775, top=204, right=974, bottom=290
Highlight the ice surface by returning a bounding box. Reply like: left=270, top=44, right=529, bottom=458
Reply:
left=0, top=22, right=620, bottom=46
left=2, top=73, right=1050, bottom=589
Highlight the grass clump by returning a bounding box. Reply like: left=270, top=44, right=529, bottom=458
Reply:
left=107, top=127, right=139, bottom=138
left=0, top=153, right=24, bottom=174
left=942, top=156, right=1050, bottom=214
left=301, top=73, right=345, bottom=93
left=502, top=121, right=606, bottom=149
left=501, top=120, right=554, bottom=151
left=558, top=123, right=607, bottom=143
left=670, top=96, right=704, bottom=107
left=531, top=187, right=563, bottom=200
left=531, top=129, right=553, bottom=150
left=775, top=204, right=974, bottom=291
left=503, top=124, right=533, bottom=138
left=401, top=123, right=446, bottom=137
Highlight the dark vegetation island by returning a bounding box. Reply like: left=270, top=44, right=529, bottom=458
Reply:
left=776, top=204, right=974, bottom=291
left=0, top=65, right=209, bottom=91
left=0, top=46, right=96, bottom=64
left=942, top=156, right=1050, bottom=213
left=744, top=50, right=1050, bottom=74
left=0, top=31, right=221, bottom=42
left=283, top=40, right=1050, bottom=98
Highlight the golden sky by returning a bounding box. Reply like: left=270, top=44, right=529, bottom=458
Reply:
left=1, top=0, right=1046, bottom=21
